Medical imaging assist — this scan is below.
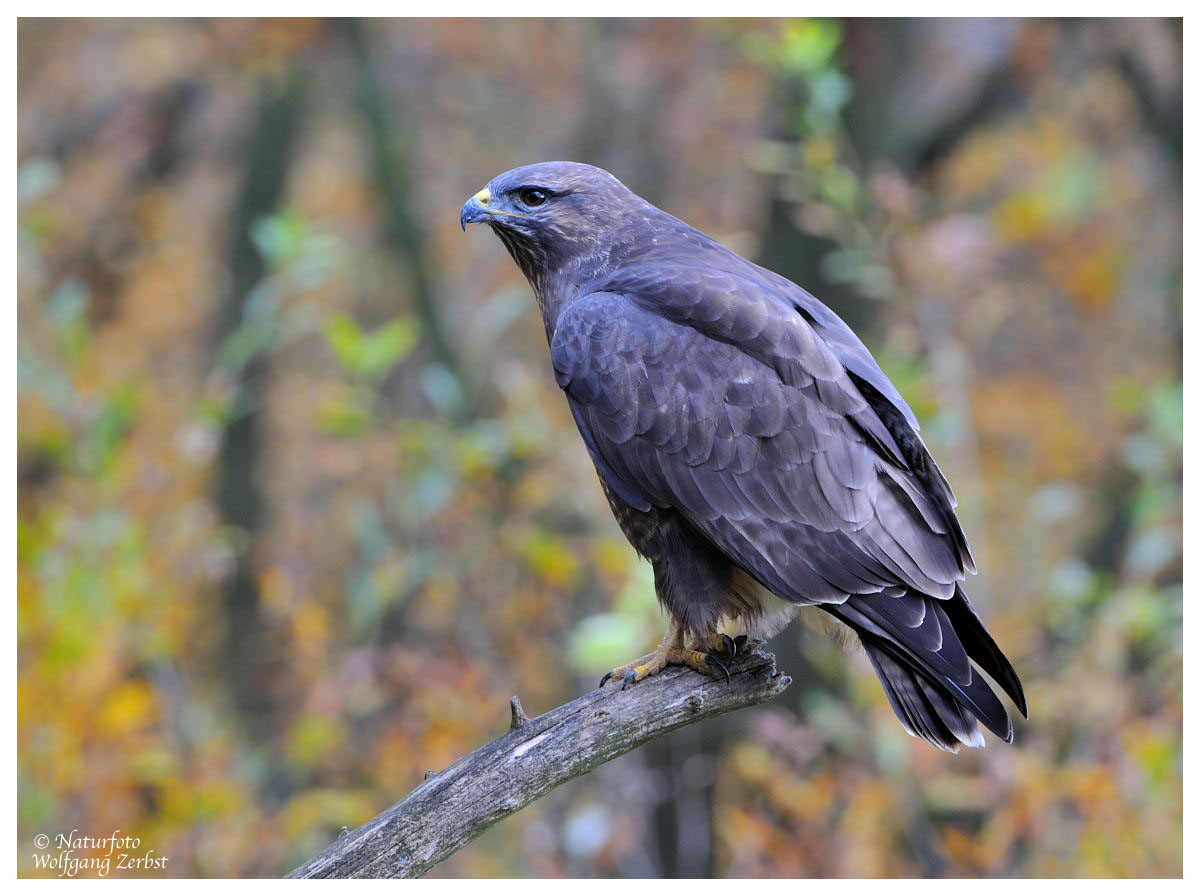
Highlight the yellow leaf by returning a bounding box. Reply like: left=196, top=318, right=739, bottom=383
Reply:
left=97, top=680, right=156, bottom=736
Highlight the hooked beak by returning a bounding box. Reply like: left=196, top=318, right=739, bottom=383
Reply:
left=460, top=187, right=494, bottom=230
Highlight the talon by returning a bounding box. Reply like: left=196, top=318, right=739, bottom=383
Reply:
left=599, top=671, right=613, bottom=689
left=704, top=653, right=731, bottom=685
left=600, top=621, right=741, bottom=693
left=734, top=634, right=749, bottom=653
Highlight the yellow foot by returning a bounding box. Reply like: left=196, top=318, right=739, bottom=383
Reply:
left=598, top=627, right=748, bottom=690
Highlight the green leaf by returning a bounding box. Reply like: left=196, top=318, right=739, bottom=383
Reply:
left=74, top=383, right=140, bottom=476
left=566, top=613, right=649, bottom=674
left=809, top=69, right=852, bottom=114
left=357, top=317, right=420, bottom=379
left=251, top=207, right=308, bottom=268
left=325, top=313, right=363, bottom=372
left=778, top=19, right=842, bottom=75
left=47, top=278, right=90, bottom=361
left=325, top=314, right=419, bottom=381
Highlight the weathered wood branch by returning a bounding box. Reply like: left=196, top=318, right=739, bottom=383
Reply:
left=286, top=649, right=791, bottom=878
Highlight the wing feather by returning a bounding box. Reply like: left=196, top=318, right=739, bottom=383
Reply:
left=550, top=291, right=970, bottom=604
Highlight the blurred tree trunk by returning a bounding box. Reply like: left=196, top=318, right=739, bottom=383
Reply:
left=570, top=19, right=672, bottom=207
left=212, top=67, right=309, bottom=738
left=753, top=61, right=879, bottom=343
left=337, top=18, right=470, bottom=418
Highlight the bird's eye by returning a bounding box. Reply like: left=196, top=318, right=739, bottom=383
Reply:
left=517, top=188, right=549, bottom=209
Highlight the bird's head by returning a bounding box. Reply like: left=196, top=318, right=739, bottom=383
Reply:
left=460, top=161, right=651, bottom=292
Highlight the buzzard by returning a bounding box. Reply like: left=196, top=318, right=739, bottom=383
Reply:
left=461, top=162, right=1026, bottom=751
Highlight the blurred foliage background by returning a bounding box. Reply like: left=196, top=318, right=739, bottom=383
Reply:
left=17, top=18, right=1181, bottom=878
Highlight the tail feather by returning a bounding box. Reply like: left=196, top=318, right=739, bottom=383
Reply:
left=944, top=585, right=1028, bottom=717
left=862, top=635, right=987, bottom=752
left=826, top=588, right=1023, bottom=751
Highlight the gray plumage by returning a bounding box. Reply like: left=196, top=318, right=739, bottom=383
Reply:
left=461, top=161, right=1026, bottom=751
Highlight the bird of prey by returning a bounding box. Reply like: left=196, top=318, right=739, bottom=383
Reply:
left=461, top=161, right=1026, bottom=751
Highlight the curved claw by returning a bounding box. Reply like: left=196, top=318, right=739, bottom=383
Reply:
left=704, top=653, right=731, bottom=685
left=599, top=671, right=613, bottom=689
left=620, top=669, right=638, bottom=691
left=722, top=633, right=737, bottom=659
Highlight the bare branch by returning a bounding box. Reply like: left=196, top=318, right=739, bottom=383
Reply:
left=286, top=649, right=791, bottom=878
